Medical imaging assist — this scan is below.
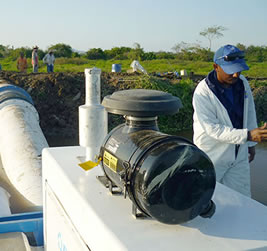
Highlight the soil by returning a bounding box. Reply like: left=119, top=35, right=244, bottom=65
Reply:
left=0, top=70, right=265, bottom=146
left=1, top=71, right=187, bottom=142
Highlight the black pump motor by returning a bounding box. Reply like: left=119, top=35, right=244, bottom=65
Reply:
left=98, top=89, right=216, bottom=224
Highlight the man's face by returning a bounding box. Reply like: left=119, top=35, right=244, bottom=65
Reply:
left=213, top=64, right=241, bottom=85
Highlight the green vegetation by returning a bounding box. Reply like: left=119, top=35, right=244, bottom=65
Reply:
left=1, top=42, right=267, bottom=77
left=249, top=80, right=267, bottom=126
left=123, top=75, right=266, bottom=132
left=0, top=42, right=266, bottom=131
left=2, top=57, right=267, bottom=78
left=1, top=42, right=267, bottom=74
left=105, top=74, right=266, bottom=133
left=134, top=76, right=195, bottom=133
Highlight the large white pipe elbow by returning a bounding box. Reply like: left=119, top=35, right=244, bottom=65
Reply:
left=0, top=186, right=11, bottom=217
left=0, top=82, right=48, bottom=212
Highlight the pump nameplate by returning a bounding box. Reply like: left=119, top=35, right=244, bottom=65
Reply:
left=103, top=151, right=118, bottom=172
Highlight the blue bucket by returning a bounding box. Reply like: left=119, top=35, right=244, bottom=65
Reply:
left=112, top=64, right=121, bottom=72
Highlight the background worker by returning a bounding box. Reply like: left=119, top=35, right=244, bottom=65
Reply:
left=192, top=44, right=267, bottom=197
left=32, top=46, right=39, bottom=73
left=17, top=52, right=28, bottom=73
left=43, top=50, right=55, bottom=73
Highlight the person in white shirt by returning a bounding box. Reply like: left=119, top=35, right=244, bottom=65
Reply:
left=192, top=44, right=267, bottom=197
left=43, top=51, right=55, bottom=73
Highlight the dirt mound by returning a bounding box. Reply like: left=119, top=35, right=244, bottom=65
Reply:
left=1, top=70, right=264, bottom=146
left=0, top=71, right=145, bottom=140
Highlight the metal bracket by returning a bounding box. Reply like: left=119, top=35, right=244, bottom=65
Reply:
left=132, top=203, right=147, bottom=219
left=96, top=175, right=122, bottom=195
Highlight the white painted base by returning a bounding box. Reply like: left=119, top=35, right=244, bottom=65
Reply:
left=43, top=146, right=267, bottom=251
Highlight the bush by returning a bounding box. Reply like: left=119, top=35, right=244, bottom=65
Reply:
left=104, top=47, right=131, bottom=60
left=253, top=86, right=267, bottom=124
left=250, top=80, right=267, bottom=125
left=85, top=48, right=106, bottom=60
left=49, top=43, right=73, bottom=58
left=55, top=57, right=88, bottom=65
left=142, top=52, right=157, bottom=60
left=130, top=75, right=195, bottom=133
left=156, top=51, right=175, bottom=59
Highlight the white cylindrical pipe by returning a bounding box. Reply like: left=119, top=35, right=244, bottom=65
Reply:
left=85, top=67, right=101, bottom=105
left=0, top=187, right=11, bottom=217
left=79, top=68, right=108, bottom=161
left=0, top=98, right=48, bottom=210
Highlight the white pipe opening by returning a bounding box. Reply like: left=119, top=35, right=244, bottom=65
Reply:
left=79, top=68, right=108, bottom=162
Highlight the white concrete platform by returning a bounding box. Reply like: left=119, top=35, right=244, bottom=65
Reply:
left=43, top=146, right=267, bottom=251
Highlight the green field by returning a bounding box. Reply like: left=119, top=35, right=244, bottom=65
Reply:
left=1, top=58, right=267, bottom=78
left=0, top=57, right=266, bottom=130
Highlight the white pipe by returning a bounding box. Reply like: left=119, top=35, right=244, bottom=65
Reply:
left=79, top=68, right=108, bottom=161
left=0, top=83, right=48, bottom=211
left=0, top=186, right=11, bottom=217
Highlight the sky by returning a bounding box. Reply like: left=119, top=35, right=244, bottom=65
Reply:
left=1, top=0, right=267, bottom=53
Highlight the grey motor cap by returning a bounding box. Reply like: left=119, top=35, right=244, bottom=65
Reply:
left=102, top=89, right=183, bottom=117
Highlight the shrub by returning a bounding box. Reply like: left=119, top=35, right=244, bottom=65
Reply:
left=130, top=75, right=195, bottom=133
left=251, top=80, right=267, bottom=125
left=85, top=48, right=106, bottom=60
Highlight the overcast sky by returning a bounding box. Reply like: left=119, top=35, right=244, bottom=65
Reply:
left=1, top=0, right=267, bottom=52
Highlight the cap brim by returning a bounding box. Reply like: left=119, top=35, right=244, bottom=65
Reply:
left=220, top=59, right=249, bottom=74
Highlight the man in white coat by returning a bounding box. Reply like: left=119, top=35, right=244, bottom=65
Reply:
left=193, top=44, right=267, bottom=197
left=43, top=50, right=55, bottom=73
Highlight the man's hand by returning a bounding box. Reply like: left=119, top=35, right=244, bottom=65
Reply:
left=248, top=123, right=267, bottom=142
left=248, top=146, right=256, bottom=163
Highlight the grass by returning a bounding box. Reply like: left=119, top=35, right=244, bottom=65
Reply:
left=1, top=58, right=267, bottom=77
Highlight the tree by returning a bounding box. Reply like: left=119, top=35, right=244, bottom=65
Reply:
left=48, top=43, right=73, bottom=58
left=85, top=48, right=106, bottom=60
left=142, top=52, right=157, bottom=60
left=128, top=42, right=145, bottom=61
left=236, top=43, right=246, bottom=51
left=155, top=51, right=175, bottom=60
left=246, top=45, right=267, bottom=62
left=171, top=42, right=213, bottom=61
left=0, top=44, right=11, bottom=58
left=172, top=41, right=190, bottom=54
left=199, top=25, right=227, bottom=50
left=104, top=47, right=131, bottom=59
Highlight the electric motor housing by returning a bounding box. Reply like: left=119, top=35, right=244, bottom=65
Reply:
left=99, top=89, right=216, bottom=224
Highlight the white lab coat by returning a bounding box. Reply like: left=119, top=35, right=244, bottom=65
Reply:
left=193, top=75, right=257, bottom=197
left=43, top=53, right=55, bottom=65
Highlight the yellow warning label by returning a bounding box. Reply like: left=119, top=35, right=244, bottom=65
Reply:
left=103, top=151, right=118, bottom=172
left=78, top=157, right=102, bottom=171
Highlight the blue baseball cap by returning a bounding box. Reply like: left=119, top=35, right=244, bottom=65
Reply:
left=214, top=45, right=249, bottom=74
